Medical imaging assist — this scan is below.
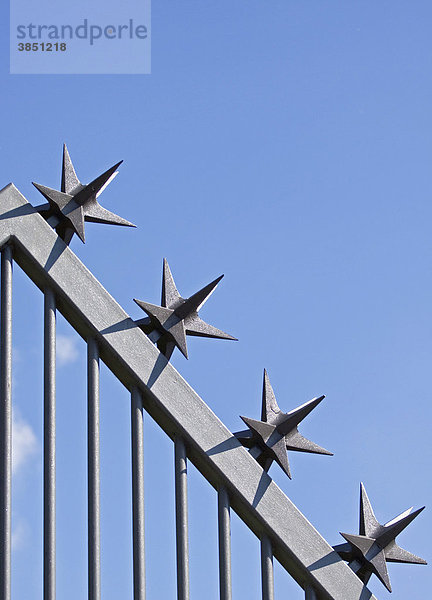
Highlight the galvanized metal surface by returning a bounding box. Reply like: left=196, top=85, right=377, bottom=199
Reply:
left=0, top=245, right=12, bottom=600
left=0, top=184, right=378, bottom=600
left=235, top=370, right=332, bottom=479
left=175, top=436, right=190, bottom=600
left=131, top=387, right=146, bottom=600
left=217, top=487, right=232, bottom=600
left=333, top=483, right=426, bottom=593
left=33, top=145, right=135, bottom=244
left=134, top=258, right=236, bottom=360
left=87, top=338, right=101, bottom=600
left=261, top=534, right=274, bottom=600
left=44, top=289, right=56, bottom=600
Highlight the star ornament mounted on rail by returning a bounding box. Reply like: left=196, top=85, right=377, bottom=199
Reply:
left=333, top=483, right=427, bottom=592
left=32, top=144, right=135, bottom=244
left=234, top=370, right=332, bottom=479
left=133, top=258, right=237, bottom=360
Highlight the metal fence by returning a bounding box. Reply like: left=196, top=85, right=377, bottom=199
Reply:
left=0, top=183, right=377, bottom=600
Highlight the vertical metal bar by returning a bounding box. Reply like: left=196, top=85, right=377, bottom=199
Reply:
left=175, top=436, right=189, bottom=600
left=305, top=585, right=318, bottom=599
left=0, top=245, right=12, bottom=600
left=87, top=338, right=100, bottom=600
left=261, top=534, right=274, bottom=600
left=218, top=486, right=232, bottom=600
left=44, top=289, right=56, bottom=600
left=131, top=387, right=145, bottom=600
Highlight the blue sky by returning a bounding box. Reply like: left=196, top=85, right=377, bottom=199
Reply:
left=1, top=1, right=431, bottom=598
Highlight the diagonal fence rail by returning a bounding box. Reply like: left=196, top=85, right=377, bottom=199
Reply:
left=0, top=183, right=377, bottom=600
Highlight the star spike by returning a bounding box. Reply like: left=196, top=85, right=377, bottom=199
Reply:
left=174, top=274, right=224, bottom=318
left=277, top=396, right=327, bottom=435
left=334, top=483, right=427, bottom=592
left=360, top=482, right=380, bottom=537
left=72, top=161, right=123, bottom=207
left=369, top=549, right=392, bottom=592
left=134, top=259, right=237, bottom=360
left=261, top=368, right=280, bottom=422
left=162, top=258, right=181, bottom=308
left=284, top=429, right=333, bottom=455
left=385, top=542, right=427, bottom=565
left=384, top=507, right=413, bottom=527
left=183, top=313, right=237, bottom=340
left=62, top=144, right=80, bottom=194
left=234, top=370, right=332, bottom=478
left=376, top=506, right=425, bottom=550
left=33, top=144, right=135, bottom=243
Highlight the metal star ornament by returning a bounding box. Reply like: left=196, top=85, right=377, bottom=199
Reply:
left=333, top=483, right=426, bottom=592
left=32, top=144, right=135, bottom=244
left=234, top=370, right=332, bottom=479
left=134, top=258, right=237, bottom=360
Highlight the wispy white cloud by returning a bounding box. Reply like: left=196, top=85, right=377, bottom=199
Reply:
left=12, top=518, right=29, bottom=550
left=12, top=411, right=38, bottom=475
left=11, top=413, right=37, bottom=552
left=56, top=334, right=79, bottom=366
